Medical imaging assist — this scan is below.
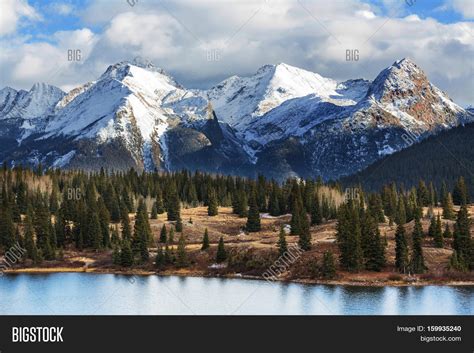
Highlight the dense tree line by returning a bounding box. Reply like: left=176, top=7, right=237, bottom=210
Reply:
left=0, top=164, right=471, bottom=274
left=342, top=122, right=474, bottom=200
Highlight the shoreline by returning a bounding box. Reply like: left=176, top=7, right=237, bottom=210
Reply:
left=4, top=267, right=473, bottom=287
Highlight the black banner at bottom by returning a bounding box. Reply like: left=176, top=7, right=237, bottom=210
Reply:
left=0, top=315, right=472, bottom=353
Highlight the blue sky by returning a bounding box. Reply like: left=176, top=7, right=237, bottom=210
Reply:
left=1, top=0, right=473, bottom=105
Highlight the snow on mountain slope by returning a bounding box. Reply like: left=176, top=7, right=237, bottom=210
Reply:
left=207, top=63, right=364, bottom=130
left=1, top=58, right=473, bottom=180
left=0, top=83, right=64, bottom=120
left=45, top=61, right=185, bottom=142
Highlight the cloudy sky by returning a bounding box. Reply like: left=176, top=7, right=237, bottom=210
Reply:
left=0, top=0, right=473, bottom=106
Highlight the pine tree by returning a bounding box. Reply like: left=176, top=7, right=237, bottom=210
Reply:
left=433, top=214, right=443, bottom=248
left=363, top=213, right=385, bottom=271
left=33, top=200, right=55, bottom=260
left=290, top=198, right=303, bottom=235
left=176, top=233, right=187, bottom=267
left=168, top=227, right=175, bottom=244
left=23, top=211, right=39, bottom=264
left=410, top=217, right=426, bottom=274
left=452, top=176, right=468, bottom=206
left=336, top=202, right=363, bottom=272
left=238, top=191, right=248, bottom=218
left=298, top=212, right=311, bottom=251
left=428, top=216, right=436, bottom=238
left=451, top=205, right=472, bottom=271
left=442, top=193, right=455, bottom=220
left=98, top=198, right=111, bottom=248
left=246, top=190, right=261, bottom=232
left=120, top=239, right=133, bottom=267
left=268, top=187, right=280, bottom=217
left=120, top=207, right=132, bottom=241
left=132, top=200, right=150, bottom=263
left=310, top=196, right=322, bottom=225
left=443, top=223, right=452, bottom=239
left=201, top=228, right=210, bottom=250
left=207, top=188, right=218, bottom=216
left=54, top=207, right=66, bottom=248
left=395, top=224, right=409, bottom=273
left=112, top=245, right=121, bottom=265
left=159, top=224, right=167, bottom=243
left=0, top=198, right=16, bottom=250
left=164, top=242, right=174, bottom=265
left=167, top=185, right=181, bottom=221
left=155, top=245, right=165, bottom=268
left=216, top=236, right=227, bottom=263
left=321, top=251, right=336, bottom=279
left=151, top=202, right=158, bottom=219
left=90, top=212, right=103, bottom=250
left=155, top=192, right=165, bottom=214
left=175, top=215, right=183, bottom=232
left=277, top=226, right=288, bottom=257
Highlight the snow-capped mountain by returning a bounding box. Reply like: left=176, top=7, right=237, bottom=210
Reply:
left=0, top=58, right=472, bottom=180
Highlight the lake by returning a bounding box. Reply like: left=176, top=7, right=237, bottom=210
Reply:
left=0, top=273, right=472, bottom=315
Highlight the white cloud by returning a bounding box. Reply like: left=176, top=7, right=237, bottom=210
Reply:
left=0, top=0, right=41, bottom=36
left=445, top=0, right=474, bottom=19
left=49, top=2, right=75, bottom=16
left=1, top=0, right=473, bottom=106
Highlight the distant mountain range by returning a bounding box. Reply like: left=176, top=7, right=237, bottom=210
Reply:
left=0, top=58, right=472, bottom=180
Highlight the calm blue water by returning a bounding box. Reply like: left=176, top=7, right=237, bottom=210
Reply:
left=0, top=273, right=472, bottom=315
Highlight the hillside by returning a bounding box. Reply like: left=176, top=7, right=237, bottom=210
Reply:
left=341, top=122, right=474, bottom=197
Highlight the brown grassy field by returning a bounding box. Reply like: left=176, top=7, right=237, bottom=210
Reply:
left=7, top=205, right=474, bottom=286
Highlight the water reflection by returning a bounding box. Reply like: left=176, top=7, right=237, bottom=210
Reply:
left=0, top=274, right=472, bottom=315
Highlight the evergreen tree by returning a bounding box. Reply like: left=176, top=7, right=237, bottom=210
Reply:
left=277, top=226, right=288, bottom=257
left=159, top=224, right=167, bottom=243
left=443, top=223, right=452, bottom=239
left=132, top=200, right=150, bottom=263
left=0, top=198, right=16, bottom=250
left=216, top=236, right=227, bottom=263
left=167, top=185, right=181, bottom=221
left=298, top=212, right=311, bottom=251
left=433, top=214, right=443, bottom=248
left=120, top=207, right=132, bottom=241
left=238, top=192, right=248, bottom=218
left=201, top=228, right=210, bottom=250
left=321, top=250, right=336, bottom=279
left=310, top=196, right=322, bottom=225
left=268, top=187, right=280, bottom=217
left=120, top=239, right=133, bottom=267
left=395, top=223, right=409, bottom=273
left=155, top=245, right=165, bottom=268
left=155, top=192, right=165, bottom=214
left=23, top=210, right=39, bottom=264
left=207, top=188, right=218, bottom=216
left=246, top=190, right=261, bottom=232
left=168, top=227, right=175, bottom=244
left=175, top=215, right=183, bottom=232
left=452, top=176, right=468, bottom=205
left=112, top=245, right=121, bottom=265
left=290, top=198, right=303, bottom=235
left=54, top=207, right=66, bottom=248
left=150, top=202, right=158, bottom=219
left=451, top=205, right=472, bottom=270
left=410, top=217, right=426, bottom=274
left=442, top=192, right=455, bottom=220
left=33, top=200, right=55, bottom=260
left=428, top=216, right=436, bottom=238
left=90, top=212, right=103, bottom=250
left=362, top=213, right=386, bottom=271
left=98, top=198, right=111, bottom=248
left=176, top=233, right=187, bottom=267
left=336, top=202, right=363, bottom=272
